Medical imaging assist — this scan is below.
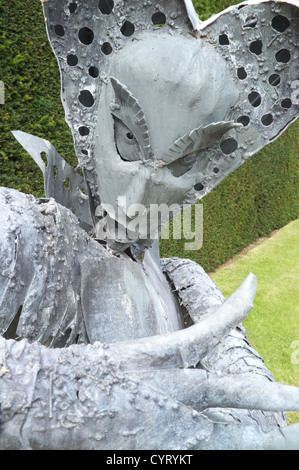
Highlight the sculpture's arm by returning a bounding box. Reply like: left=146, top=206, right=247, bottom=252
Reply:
left=2, top=325, right=299, bottom=450
left=1, top=248, right=299, bottom=450
left=129, top=369, right=299, bottom=414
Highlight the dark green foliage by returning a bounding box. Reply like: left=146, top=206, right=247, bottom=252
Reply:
left=0, top=0, right=76, bottom=196
left=193, top=0, right=237, bottom=20
left=0, top=0, right=298, bottom=271
left=160, top=122, right=299, bottom=272
left=160, top=0, right=299, bottom=271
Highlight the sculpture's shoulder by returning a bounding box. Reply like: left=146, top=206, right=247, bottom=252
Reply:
left=0, top=187, right=108, bottom=346
left=0, top=188, right=182, bottom=346
left=161, top=257, right=226, bottom=322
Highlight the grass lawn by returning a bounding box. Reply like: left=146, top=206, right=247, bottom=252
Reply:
left=209, top=218, right=299, bottom=424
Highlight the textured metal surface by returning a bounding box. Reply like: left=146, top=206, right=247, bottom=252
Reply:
left=0, top=188, right=181, bottom=346
left=1, top=0, right=299, bottom=451
left=192, top=0, right=299, bottom=200
left=1, top=330, right=299, bottom=450
left=161, top=257, right=226, bottom=322
left=40, top=0, right=299, bottom=250
left=2, top=231, right=298, bottom=450
left=80, top=255, right=182, bottom=344
left=0, top=187, right=108, bottom=347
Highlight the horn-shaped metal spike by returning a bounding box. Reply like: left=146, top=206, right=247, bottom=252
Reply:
left=109, top=273, right=257, bottom=370
left=12, top=130, right=93, bottom=231
left=129, top=369, right=299, bottom=413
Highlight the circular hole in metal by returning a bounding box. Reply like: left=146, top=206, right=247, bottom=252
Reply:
left=269, top=73, right=280, bottom=86
left=237, top=116, right=250, bottom=127
left=98, top=0, right=114, bottom=14
left=261, top=114, right=273, bottom=126
left=248, top=91, right=261, bottom=107
left=55, top=25, right=65, bottom=37
left=275, top=49, right=290, bottom=63
left=79, top=27, right=94, bottom=45
left=237, top=67, right=247, bottom=80
left=219, top=34, right=229, bottom=45
left=69, top=2, right=77, bottom=13
left=213, top=167, right=219, bottom=174
left=101, top=42, right=112, bottom=55
left=194, top=183, right=204, bottom=191
left=89, top=66, right=99, bottom=78
left=281, top=98, right=292, bottom=109
left=120, top=20, right=135, bottom=36
left=79, top=126, right=90, bottom=136
left=249, top=39, right=263, bottom=55
left=67, top=54, right=78, bottom=66
left=82, top=149, right=88, bottom=155
left=126, top=132, right=134, bottom=140
left=220, top=138, right=238, bottom=155
left=152, top=12, right=166, bottom=26
left=79, top=90, right=95, bottom=108
left=272, top=15, right=290, bottom=33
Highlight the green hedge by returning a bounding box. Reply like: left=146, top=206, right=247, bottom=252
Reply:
left=0, top=0, right=76, bottom=196
left=160, top=0, right=299, bottom=271
left=160, top=121, right=299, bottom=271
left=0, top=0, right=298, bottom=272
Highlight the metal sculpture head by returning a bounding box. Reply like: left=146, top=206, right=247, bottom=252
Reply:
left=34, top=0, right=298, bottom=252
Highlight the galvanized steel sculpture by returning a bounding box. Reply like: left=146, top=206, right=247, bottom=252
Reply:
left=1, top=0, right=299, bottom=450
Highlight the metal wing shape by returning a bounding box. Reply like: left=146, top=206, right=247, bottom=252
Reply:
left=12, top=131, right=93, bottom=231
left=182, top=0, right=299, bottom=203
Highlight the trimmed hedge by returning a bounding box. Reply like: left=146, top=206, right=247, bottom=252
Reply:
left=160, top=0, right=299, bottom=271
left=160, top=121, right=299, bottom=271
left=0, top=0, right=76, bottom=196
left=0, top=0, right=298, bottom=272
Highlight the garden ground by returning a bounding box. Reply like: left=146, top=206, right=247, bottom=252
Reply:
left=210, top=218, right=299, bottom=424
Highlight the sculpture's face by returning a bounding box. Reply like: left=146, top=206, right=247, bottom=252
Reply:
left=93, top=33, right=239, bottom=250
left=38, top=0, right=298, bottom=253
left=34, top=0, right=298, bottom=253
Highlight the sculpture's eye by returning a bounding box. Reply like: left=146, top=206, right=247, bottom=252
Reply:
left=114, top=117, right=142, bottom=162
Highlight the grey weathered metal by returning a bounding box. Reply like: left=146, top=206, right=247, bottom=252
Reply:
left=0, top=0, right=299, bottom=450
left=39, top=0, right=299, bottom=251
